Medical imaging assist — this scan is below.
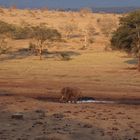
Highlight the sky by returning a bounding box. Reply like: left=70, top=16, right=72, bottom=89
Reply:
left=0, top=0, right=140, bottom=9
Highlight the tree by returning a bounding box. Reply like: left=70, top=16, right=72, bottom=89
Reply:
left=82, top=24, right=96, bottom=49
left=111, top=10, right=140, bottom=71
left=0, top=35, right=10, bottom=55
left=60, top=23, right=78, bottom=39
left=98, top=17, right=117, bottom=37
left=32, top=25, right=61, bottom=60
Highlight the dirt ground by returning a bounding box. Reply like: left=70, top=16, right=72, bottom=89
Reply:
left=0, top=95, right=139, bottom=140
left=0, top=50, right=140, bottom=100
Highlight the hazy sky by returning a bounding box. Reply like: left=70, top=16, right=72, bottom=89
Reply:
left=0, top=0, right=140, bottom=8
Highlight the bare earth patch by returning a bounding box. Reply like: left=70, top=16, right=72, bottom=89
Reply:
left=0, top=96, right=139, bottom=140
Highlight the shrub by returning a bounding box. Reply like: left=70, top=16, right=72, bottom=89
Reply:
left=0, top=20, right=34, bottom=39
left=12, top=26, right=33, bottom=39
left=59, top=23, right=78, bottom=39
left=28, top=42, right=38, bottom=55
left=81, top=24, right=96, bottom=49
left=0, top=20, right=14, bottom=35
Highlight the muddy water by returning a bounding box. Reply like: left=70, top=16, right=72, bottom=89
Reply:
left=0, top=93, right=140, bottom=105
left=35, top=96, right=140, bottom=105
left=77, top=99, right=140, bottom=105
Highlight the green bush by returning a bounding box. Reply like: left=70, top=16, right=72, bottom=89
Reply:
left=111, top=10, right=140, bottom=71
left=111, top=10, right=140, bottom=54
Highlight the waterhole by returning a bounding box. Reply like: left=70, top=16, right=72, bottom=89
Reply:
left=35, top=96, right=140, bottom=105
left=0, top=93, right=139, bottom=105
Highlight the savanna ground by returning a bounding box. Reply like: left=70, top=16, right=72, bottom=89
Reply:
left=0, top=7, right=140, bottom=140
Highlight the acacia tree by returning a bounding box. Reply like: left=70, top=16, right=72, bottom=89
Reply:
left=82, top=24, right=96, bottom=49
left=60, top=23, right=78, bottom=39
left=111, top=10, right=140, bottom=71
left=32, top=25, right=61, bottom=60
left=99, top=17, right=118, bottom=37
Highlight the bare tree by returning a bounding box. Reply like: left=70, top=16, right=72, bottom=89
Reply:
left=99, top=17, right=117, bottom=37
left=82, top=24, right=96, bottom=49
left=60, top=23, right=78, bottom=39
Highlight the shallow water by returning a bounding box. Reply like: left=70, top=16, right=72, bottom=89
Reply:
left=77, top=99, right=140, bottom=105
left=77, top=100, right=115, bottom=104
left=1, top=93, right=139, bottom=105
left=35, top=96, right=140, bottom=105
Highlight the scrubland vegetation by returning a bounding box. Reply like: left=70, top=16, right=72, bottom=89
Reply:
left=0, top=8, right=140, bottom=97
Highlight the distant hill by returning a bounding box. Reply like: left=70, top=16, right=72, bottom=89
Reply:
left=0, top=2, right=140, bottom=13
left=56, top=7, right=140, bottom=13
left=91, top=7, right=140, bottom=13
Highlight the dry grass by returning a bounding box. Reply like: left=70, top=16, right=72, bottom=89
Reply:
left=0, top=50, right=140, bottom=100
left=0, top=7, right=139, bottom=100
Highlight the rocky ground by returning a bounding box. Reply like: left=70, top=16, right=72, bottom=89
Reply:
left=0, top=95, right=139, bottom=140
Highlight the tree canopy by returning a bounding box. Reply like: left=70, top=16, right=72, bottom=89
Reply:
left=31, top=25, right=61, bottom=60
left=111, top=10, right=140, bottom=55
left=111, top=10, right=140, bottom=71
left=32, top=25, right=61, bottom=42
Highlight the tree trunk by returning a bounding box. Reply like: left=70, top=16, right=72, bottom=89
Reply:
left=136, top=25, right=140, bottom=71
left=66, top=32, right=69, bottom=40
left=138, top=54, right=140, bottom=71
left=84, top=34, right=87, bottom=49
left=39, top=46, right=43, bottom=60
left=81, top=34, right=87, bottom=50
